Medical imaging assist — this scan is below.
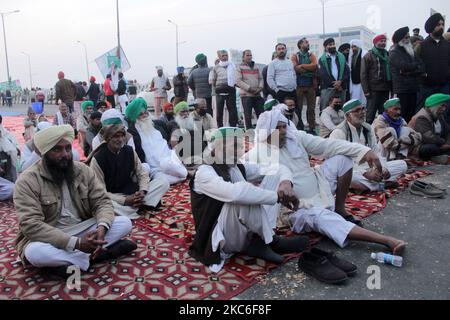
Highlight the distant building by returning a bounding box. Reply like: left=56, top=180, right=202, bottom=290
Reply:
left=278, top=26, right=376, bottom=59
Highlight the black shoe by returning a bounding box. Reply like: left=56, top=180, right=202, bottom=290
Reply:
left=42, top=265, right=72, bottom=280
left=243, top=235, right=284, bottom=264
left=92, top=240, right=137, bottom=264
left=270, top=235, right=309, bottom=254
left=298, top=252, right=348, bottom=285
left=310, top=248, right=357, bottom=277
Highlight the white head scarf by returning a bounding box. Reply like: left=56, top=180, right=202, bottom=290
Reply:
left=348, top=39, right=367, bottom=66
left=101, top=109, right=126, bottom=126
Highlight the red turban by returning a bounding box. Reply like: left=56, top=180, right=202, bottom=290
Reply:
left=58, top=71, right=65, bottom=79
left=373, top=34, right=387, bottom=45
left=90, top=76, right=96, bottom=82
left=163, top=102, right=173, bottom=113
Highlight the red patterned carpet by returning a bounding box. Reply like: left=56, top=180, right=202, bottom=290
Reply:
left=0, top=116, right=432, bottom=300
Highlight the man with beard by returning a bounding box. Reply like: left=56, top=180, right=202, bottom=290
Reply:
left=361, top=34, right=393, bottom=124
left=415, top=13, right=450, bottom=122
left=171, top=101, right=196, bottom=148
left=389, top=27, right=425, bottom=123
left=282, top=97, right=303, bottom=130
left=291, top=38, right=318, bottom=133
left=89, top=124, right=169, bottom=219
left=92, top=109, right=136, bottom=151
left=246, top=109, right=406, bottom=258
left=267, top=43, right=297, bottom=105
left=330, top=100, right=407, bottom=192
left=209, top=50, right=238, bottom=127
left=151, top=66, right=172, bottom=118
left=84, top=111, right=102, bottom=156
left=13, top=125, right=137, bottom=279
left=318, top=38, right=350, bottom=110
left=348, top=39, right=368, bottom=108
left=160, top=102, right=175, bottom=123
left=319, top=95, right=345, bottom=138
left=372, top=98, right=422, bottom=161
left=190, top=127, right=309, bottom=272
left=338, top=43, right=351, bottom=102
left=192, top=98, right=217, bottom=137
left=409, top=93, right=450, bottom=164
left=77, top=100, right=95, bottom=155
left=125, top=98, right=187, bottom=185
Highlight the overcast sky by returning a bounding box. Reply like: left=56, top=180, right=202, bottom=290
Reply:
left=0, top=0, right=448, bottom=88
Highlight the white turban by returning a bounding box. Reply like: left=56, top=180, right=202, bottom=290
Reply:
left=101, top=109, right=125, bottom=126
left=350, top=39, right=363, bottom=48
left=255, top=109, right=302, bottom=158
left=34, top=125, right=75, bottom=155
left=36, top=121, right=53, bottom=132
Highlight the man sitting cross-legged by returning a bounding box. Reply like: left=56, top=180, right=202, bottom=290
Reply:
left=189, top=127, right=309, bottom=273
left=14, top=125, right=137, bottom=279
left=330, top=99, right=408, bottom=192
left=88, top=123, right=170, bottom=219
left=245, top=109, right=406, bottom=255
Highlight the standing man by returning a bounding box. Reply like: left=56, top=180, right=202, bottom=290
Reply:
left=236, top=50, right=264, bottom=130
left=173, top=66, right=189, bottom=106
left=291, top=38, right=318, bottom=134
left=86, top=76, right=100, bottom=107
left=348, top=39, right=367, bottom=107
left=262, top=52, right=277, bottom=100
left=104, top=74, right=116, bottom=109
left=415, top=13, right=450, bottom=122
left=117, top=72, right=128, bottom=114
left=188, top=54, right=213, bottom=116
left=127, top=80, right=138, bottom=103
left=361, top=34, right=392, bottom=124
left=267, top=43, right=297, bottom=104
left=389, top=27, right=425, bottom=123
left=318, top=38, right=350, bottom=110
left=150, top=66, right=172, bottom=118
left=209, top=50, right=238, bottom=128
left=54, top=71, right=76, bottom=113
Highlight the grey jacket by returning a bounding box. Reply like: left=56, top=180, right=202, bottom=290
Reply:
left=188, top=66, right=212, bottom=99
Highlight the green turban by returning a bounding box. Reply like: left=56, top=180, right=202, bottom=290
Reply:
left=195, top=53, right=207, bottom=64
left=383, top=98, right=400, bottom=110
left=263, top=99, right=280, bottom=111
left=81, top=100, right=94, bottom=113
left=425, top=94, right=450, bottom=108
left=343, top=99, right=363, bottom=114
left=174, top=101, right=189, bottom=114
left=125, top=98, right=147, bottom=122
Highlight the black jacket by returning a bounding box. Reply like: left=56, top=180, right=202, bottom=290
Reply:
left=86, top=83, right=100, bottom=102
left=318, top=55, right=350, bottom=90
left=117, top=79, right=127, bottom=96
left=416, top=36, right=450, bottom=87
left=389, top=45, right=424, bottom=94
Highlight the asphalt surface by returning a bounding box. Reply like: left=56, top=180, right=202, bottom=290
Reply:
left=237, top=165, right=450, bottom=300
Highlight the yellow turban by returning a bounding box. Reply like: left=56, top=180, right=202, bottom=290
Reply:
left=34, top=125, right=75, bottom=155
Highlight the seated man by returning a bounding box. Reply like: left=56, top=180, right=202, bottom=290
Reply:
left=171, top=101, right=195, bottom=149
left=14, top=125, right=137, bottom=279
left=330, top=99, right=407, bottom=192
left=77, top=100, right=95, bottom=154
left=92, top=109, right=135, bottom=151
left=283, top=97, right=303, bottom=131
left=84, top=111, right=102, bottom=157
left=159, top=102, right=175, bottom=123
left=192, top=98, right=218, bottom=137
left=409, top=94, right=450, bottom=164
left=53, top=102, right=76, bottom=131
left=372, top=98, right=422, bottom=161
left=89, top=123, right=169, bottom=219
left=125, top=98, right=187, bottom=185
left=190, top=127, right=309, bottom=272
left=23, top=106, right=38, bottom=142
left=246, top=109, right=406, bottom=254
left=0, top=124, right=19, bottom=201
left=319, top=95, right=345, bottom=138
left=96, top=100, right=111, bottom=113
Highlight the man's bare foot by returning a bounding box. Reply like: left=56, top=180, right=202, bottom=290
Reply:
left=388, top=239, right=407, bottom=256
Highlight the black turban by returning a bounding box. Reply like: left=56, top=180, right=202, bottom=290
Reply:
left=323, top=38, right=335, bottom=47
left=425, top=13, right=445, bottom=33
left=338, top=43, right=350, bottom=52
left=392, top=27, right=409, bottom=44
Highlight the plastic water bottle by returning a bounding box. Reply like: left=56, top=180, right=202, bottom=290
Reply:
left=371, top=252, right=403, bottom=267
left=378, top=181, right=385, bottom=192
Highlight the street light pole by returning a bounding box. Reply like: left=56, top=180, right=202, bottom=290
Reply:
left=320, top=0, right=326, bottom=36
left=0, top=10, right=20, bottom=89
left=116, top=0, right=121, bottom=58
left=21, top=52, right=32, bottom=89
left=168, top=19, right=179, bottom=67
left=77, top=41, right=90, bottom=81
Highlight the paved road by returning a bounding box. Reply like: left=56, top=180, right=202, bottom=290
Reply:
left=237, top=165, right=450, bottom=300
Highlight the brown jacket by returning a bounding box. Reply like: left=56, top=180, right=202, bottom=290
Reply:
left=235, top=62, right=264, bottom=97
left=409, top=108, right=450, bottom=146
left=361, top=50, right=392, bottom=94
left=14, top=161, right=115, bottom=259
left=54, top=78, right=76, bottom=104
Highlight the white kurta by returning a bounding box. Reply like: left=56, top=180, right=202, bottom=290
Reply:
left=330, top=122, right=407, bottom=191
left=192, top=162, right=292, bottom=273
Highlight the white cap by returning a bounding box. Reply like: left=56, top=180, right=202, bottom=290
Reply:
left=370, top=253, right=377, bottom=259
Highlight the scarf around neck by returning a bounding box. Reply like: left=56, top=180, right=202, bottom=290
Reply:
left=320, top=52, right=346, bottom=81
left=372, top=46, right=391, bottom=81
left=382, top=112, right=403, bottom=138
